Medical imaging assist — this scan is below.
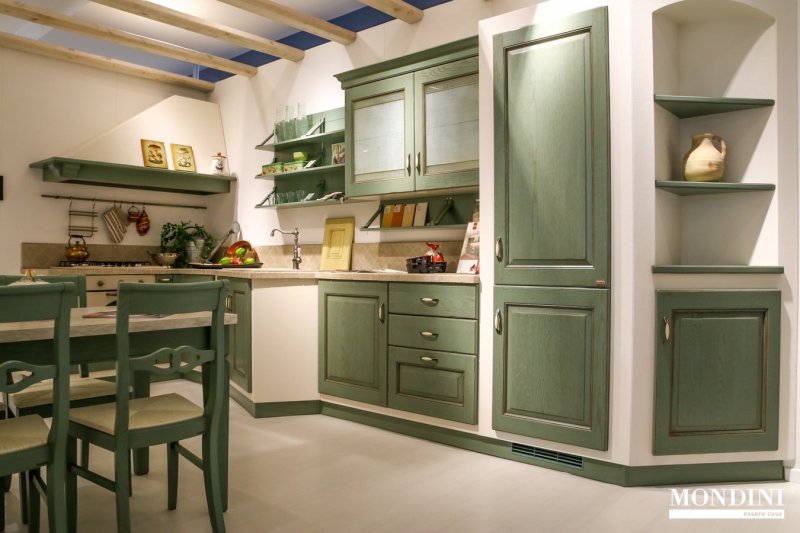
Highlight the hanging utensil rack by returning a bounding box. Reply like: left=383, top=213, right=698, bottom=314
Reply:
left=42, top=194, right=207, bottom=210
left=68, top=200, right=97, bottom=236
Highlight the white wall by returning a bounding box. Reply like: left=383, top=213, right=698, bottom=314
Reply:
left=0, top=47, right=227, bottom=272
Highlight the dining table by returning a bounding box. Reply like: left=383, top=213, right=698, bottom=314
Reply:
left=0, top=306, right=237, bottom=506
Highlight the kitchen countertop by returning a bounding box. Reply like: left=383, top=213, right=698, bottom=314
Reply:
left=41, top=267, right=480, bottom=284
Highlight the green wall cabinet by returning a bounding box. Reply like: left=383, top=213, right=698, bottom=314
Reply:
left=338, top=37, right=478, bottom=197
left=493, top=286, right=610, bottom=450
left=220, top=277, right=252, bottom=393
left=493, top=8, right=610, bottom=288
left=654, top=290, right=781, bottom=455
left=318, top=281, right=388, bottom=406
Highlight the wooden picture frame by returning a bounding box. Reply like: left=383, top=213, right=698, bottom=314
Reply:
left=320, top=217, right=355, bottom=271
left=170, top=144, right=196, bottom=172
left=140, top=139, right=167, bottom=169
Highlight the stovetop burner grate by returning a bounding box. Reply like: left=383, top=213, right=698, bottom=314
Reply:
left=58, top=260, right=153, bottom=267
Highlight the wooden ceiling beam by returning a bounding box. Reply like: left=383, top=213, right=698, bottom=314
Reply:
left=218, top=0, right=356, bottom=45
left=358, top=0, right=423, bottom=24
left=0, top=0, right=257, bottom=77
left=0, top=31, right=215, bottom=92
left=91, top=0, right=304, bottom=62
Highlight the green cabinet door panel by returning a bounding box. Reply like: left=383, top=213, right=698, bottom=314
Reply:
left=414, top=56, right=479, bottom=191
left=221, top=277, right=252, bottom=392
left=318, top=281, right=388, bottom=406
left=654, top=290, right=780, bottom=455
left=388, top=315, right=478, bottom=354
left=345, top=74, right=415, bottom=197
left=493, top=286, right=609, bottom=450
left=388, top=346, right=477, bottom=424
left=494, top=7, right=609, bottom=287
left=388, top=282, right=478, bottom=319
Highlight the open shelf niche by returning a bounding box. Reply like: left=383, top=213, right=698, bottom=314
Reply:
left=652, top=0, right=781, bottom=273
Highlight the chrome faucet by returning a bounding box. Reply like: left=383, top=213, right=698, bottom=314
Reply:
left=270, top=227, right=302, bottom=269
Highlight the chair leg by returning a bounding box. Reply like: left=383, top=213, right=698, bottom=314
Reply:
left=1, top=479, right=5, bottom=531
left=167, top=442, right=178, bottom=510
left=27, top=470, right=39, bottom=533
left=1, top=475, right=9, bottom=493
left=18, top=472, right=27, bottom=525
left=115, top=448, right=132, bottom=533
left=67, top=437, right=78, bottom=533
left=46, top=439, right=68, bottom=533
left=202, top=433, right=226, bottom=533
left=80, top=441, right=90, bottom=469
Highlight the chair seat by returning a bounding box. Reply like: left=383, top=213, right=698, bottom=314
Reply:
left=70, top=393, right=203, bottom=434
left=9, top=376, right=117, bottom=410
left=0, top=415, right=49, bottom=455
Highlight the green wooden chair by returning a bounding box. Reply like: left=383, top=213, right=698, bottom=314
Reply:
left=0, top=275, right=117, bottom=524
left=0, top=282, right=75, bottom=533
left=66, top=280, right=230, bottom=533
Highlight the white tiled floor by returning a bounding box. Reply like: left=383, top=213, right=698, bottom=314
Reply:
left=5, top=380, right=800, bottom=532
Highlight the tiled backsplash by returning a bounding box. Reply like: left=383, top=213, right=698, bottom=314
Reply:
left=22, top=241, right=464, bottom=272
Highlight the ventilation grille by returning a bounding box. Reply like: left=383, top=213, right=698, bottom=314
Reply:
left=511, top=443, right=584, bottom=469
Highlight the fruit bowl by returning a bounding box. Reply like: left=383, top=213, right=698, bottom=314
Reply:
left=219, top=240, right=260, bottom=266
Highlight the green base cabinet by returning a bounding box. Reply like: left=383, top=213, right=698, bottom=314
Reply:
left=493, top=286, right=610, bottom=450
left=318, top=281, right=387, bottom=406
left=221, top=277, right=252, bottom=393
left=654, top=290, right=781, bottom=455
left=387, top=283, right=478, bottom=424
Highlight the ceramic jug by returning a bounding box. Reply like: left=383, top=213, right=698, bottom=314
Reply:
left=210, top=152, right=227, bottom=175
left=682, top=133, right=727, bottom=182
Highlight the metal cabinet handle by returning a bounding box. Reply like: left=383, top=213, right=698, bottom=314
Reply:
left=495, top=237, right=504, bottom=262
left=419, top=355, right=438, bottom=365
left=494, top=309, right=503, bottom=334
left=419, top=331, right=439, bottom=339
left=225, top=295, right=233, bottom=312
left=97, top=280, right=105, bottom=287
left=420, top=297, right=439, bottom=306
left=378, top=302, right=385, bottom=322
left=415, top=152, right=421, bottom=174
left=663, top=316, right=670, bottom=342
left=406, top=154, right=411, bottom=176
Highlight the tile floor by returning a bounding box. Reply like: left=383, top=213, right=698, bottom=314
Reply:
left=4, top=380, right=800, bottom=532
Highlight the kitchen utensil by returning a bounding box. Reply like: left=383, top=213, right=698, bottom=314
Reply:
left=127, top=205, right=140, bottom=223
left=65, top=235, right=90, bottom=262
left=136, top=207, right=150, bottom=235
left=68, top=200, right=98, bottom=237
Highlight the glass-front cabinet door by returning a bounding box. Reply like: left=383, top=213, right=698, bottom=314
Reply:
left=345, top=74, right=415, bottom=196
left=415, top=56, right=479, bottom=191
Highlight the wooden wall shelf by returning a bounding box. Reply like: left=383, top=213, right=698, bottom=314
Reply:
left=30, top=157, right=235, bottom=195
left=655, top=180, right=775, bottom=195
left=654, top=95, right=775, bottom=119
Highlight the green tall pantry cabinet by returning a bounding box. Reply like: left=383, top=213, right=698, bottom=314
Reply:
left=492, top=8, right=611, bottom=450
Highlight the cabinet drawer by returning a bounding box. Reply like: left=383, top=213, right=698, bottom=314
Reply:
left=388, top=314, right=477, bottom=354
left=85, top=274, right=155, bottom=290
left=388, top=346, right=476, bottom=424
left=389, top=283, right=477, bottom=318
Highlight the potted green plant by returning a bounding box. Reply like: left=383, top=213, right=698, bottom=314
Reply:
left=159, top=222, right=215, bottom=267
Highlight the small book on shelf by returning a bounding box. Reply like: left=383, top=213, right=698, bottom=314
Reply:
left=413, top=202, right=428, bottom=226
left=390, top=204, right=405, bottom=227
left=401, top=204, right=416, bottom=227
left=381, top=204, right=394, bottom=227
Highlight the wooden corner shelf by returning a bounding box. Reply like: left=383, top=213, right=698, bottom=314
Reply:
left=655, top=180, right=775, bottom=196
left=30, top=157, right=235, bottom=195
left=654, top=95, right=775, bottom=119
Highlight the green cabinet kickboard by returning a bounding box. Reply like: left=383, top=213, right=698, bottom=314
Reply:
left=654, top=290, right=781, bottom=455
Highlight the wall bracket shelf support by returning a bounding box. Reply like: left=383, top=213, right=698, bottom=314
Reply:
left=30, top=157, right=236, bottom=195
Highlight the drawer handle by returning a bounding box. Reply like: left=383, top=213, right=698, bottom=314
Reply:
left=495, top=237, right=504, bottom=262
left=494, top=309, right=503, bottom=334
left=419, top=355, right=438, bottom=365
left=419, top=297, right=439, bottom=306
left=419, top=331, right=438, bottom=339
left=378, top=303, right=385, bottom=322
left=225, top=295, right=233, bottom=312
left=415, top=152, right=421, bottom=174
left=663, top=316, right=670, bottom=342
left=406, top=154, right=412, bottom=176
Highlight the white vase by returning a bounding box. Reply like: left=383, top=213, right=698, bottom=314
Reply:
left=682, top=133, right=726, bottom=182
